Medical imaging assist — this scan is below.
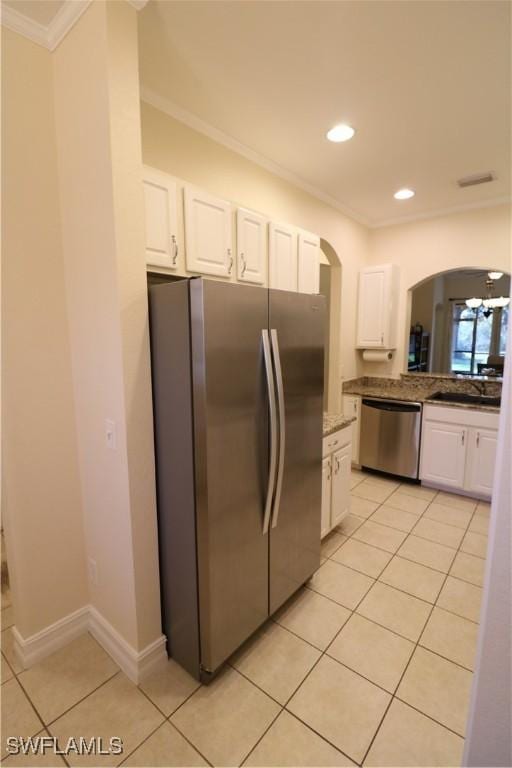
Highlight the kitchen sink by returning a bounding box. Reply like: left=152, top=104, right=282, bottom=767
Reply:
left=429, top=391, right=501, bottom=407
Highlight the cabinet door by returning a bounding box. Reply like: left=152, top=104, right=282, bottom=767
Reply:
left=356, top=265, right=398, bottom=348
left=331, top=445, right=351, bottom=528
left=236, top=207, right=267, bottom=285
left=297, top=231, right=320, bottom=294
left=343, top=395, right=361, bottom=465
left=321, top=457, right=332, bottom=538
left=420, top=421, right=467, bottom=489
left=143, top=169, right=179, bottom=269
left=466, top=428, right=498, bottom=498
left=269, top=222, right=298, bottom=291
left=356, top=267, right=386, bottom=347
left=184, top=187, right=233, bottom=277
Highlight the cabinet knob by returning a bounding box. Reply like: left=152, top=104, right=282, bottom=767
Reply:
left=228, top=249, right=233, bottom=275
left=476, top=431, right=480, bottom=447
left=461, top=431, right=465, bottom=446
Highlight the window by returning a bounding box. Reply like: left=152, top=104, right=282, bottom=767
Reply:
left=451, top=302, right=508, bottom=374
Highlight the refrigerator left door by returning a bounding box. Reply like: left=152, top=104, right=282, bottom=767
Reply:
left=190, top=279, right=270, bottom=677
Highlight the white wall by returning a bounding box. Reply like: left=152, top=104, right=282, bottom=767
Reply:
left=140, top=101, right=369, bottom=388
left=463, top=323, right=511, bottom=766
left=1, top=28, right=88, bottom=636
left=53, top=1, right=162, bottom=652
left=365, top=204, right=511, bottom=376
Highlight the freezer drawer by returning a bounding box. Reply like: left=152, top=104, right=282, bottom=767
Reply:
left=360, top=398, right=422, bottom=479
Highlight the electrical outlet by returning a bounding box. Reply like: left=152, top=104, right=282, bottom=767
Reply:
left=88, top=558, right=98, bottom=587
left=105, top=419, right=116, bottom=450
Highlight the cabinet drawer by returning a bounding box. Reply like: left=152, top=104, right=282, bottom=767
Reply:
left=323, top=425, right=351, bottom=456
left=423, top=404, right=500, bottom=430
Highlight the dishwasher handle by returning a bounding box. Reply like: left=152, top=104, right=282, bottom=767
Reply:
left=362, top=398, right=422, bottom=413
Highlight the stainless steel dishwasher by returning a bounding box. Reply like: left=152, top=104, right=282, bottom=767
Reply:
left=360, top=398, right=422, bottom=479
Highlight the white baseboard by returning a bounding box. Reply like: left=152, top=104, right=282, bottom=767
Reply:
left=12, top=606, right=167, bottom=684
left=12, top=606, right=90, bottom=668
left=88, top=606, right=167, bottom=683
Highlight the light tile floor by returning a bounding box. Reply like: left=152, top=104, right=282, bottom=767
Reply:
left=1, top=471, right=489, bottom=767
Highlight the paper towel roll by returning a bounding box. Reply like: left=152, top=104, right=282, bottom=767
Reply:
left=362, top=349, right=394, bottom=362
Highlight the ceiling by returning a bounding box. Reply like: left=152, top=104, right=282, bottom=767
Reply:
left=138, top=0, right=511, bottom=227
left=3, top=0, right=65, bottom=26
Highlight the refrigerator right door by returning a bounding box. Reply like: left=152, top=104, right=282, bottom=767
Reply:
left=268, top=289, right=325, bottom=614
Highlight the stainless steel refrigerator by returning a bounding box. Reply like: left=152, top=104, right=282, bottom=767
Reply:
left=149, top=277, right=325, bottom=682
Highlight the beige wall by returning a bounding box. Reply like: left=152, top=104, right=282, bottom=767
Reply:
left=53, top=1, right=161, bottom=651
left=1, top=28, right=88, bottom=636
left=140, top=101, right=370, bottom=390
left=365, top=204, right=512, bottom=376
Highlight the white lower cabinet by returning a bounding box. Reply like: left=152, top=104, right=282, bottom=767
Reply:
left=321, top=457, right=332, bottom=538
left=331, top=444, right=351, bottom=528
left=466, top=428, right=498, bottom=497
left=420, top=421, right=467, bottom=489
left=420, top=405, right=499, bottom=500
left=342, top=395, right=361, bottom=465
left=321, top=425, right=352, bottom=538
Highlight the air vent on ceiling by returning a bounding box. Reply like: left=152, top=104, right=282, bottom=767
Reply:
left=457, top=172, right=495, bottom=188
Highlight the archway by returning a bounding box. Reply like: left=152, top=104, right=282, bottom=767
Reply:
left=406, top=266, right=510, bottom=375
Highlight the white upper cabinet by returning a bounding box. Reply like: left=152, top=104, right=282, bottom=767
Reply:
left=356, top=264, right=399, bottom=348
left=297, top=230, right=320, bottom=294
left=269, top=222, right=298, bottom=292
left=184, top=186, right=233, bottom=278
left=143, top=168, right=179, bottom=269
left=236, top=208, right=267, bottom=285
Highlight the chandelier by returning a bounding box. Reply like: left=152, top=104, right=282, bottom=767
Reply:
left=465, top=272, right=510, bottom=315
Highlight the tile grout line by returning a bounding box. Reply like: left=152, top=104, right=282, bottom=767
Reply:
left=323, top=527, right=482, bottom=626
left=1, top=478, right=487, bottom=768
left=129, top=683, right=214, bottom=768
left=357, top=480, right=480, bottom=765
left=268, top=536, right=391, bottom=767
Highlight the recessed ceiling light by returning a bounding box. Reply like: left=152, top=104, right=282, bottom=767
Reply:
left=326, top=124, right=355, bottom=143
left=488, top=271, right=503, bottom=280
left=394, top=188, right=415, bottom=200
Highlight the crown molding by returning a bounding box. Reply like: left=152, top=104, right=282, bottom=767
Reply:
left=140, top=86, right=371, bottom=228
left=1, top=3, right=49, bottom=47
left=373, top=196, right=512, bottom=229
left=47, top=0, right=91, bottom=50
left=1, top=0, right=148, bottom=51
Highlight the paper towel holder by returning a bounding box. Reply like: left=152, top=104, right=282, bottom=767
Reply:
left=362, top=349, right=394, bottom=363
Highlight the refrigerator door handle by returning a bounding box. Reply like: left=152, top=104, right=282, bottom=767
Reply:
left=262, top=330, right=278, bottom=534
left=270, top=329, right=286, bottom=529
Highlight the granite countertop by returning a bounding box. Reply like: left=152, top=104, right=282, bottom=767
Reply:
left=343, top=374, right=501, bottom=413
left=323, top=412, right=356, bottom=436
